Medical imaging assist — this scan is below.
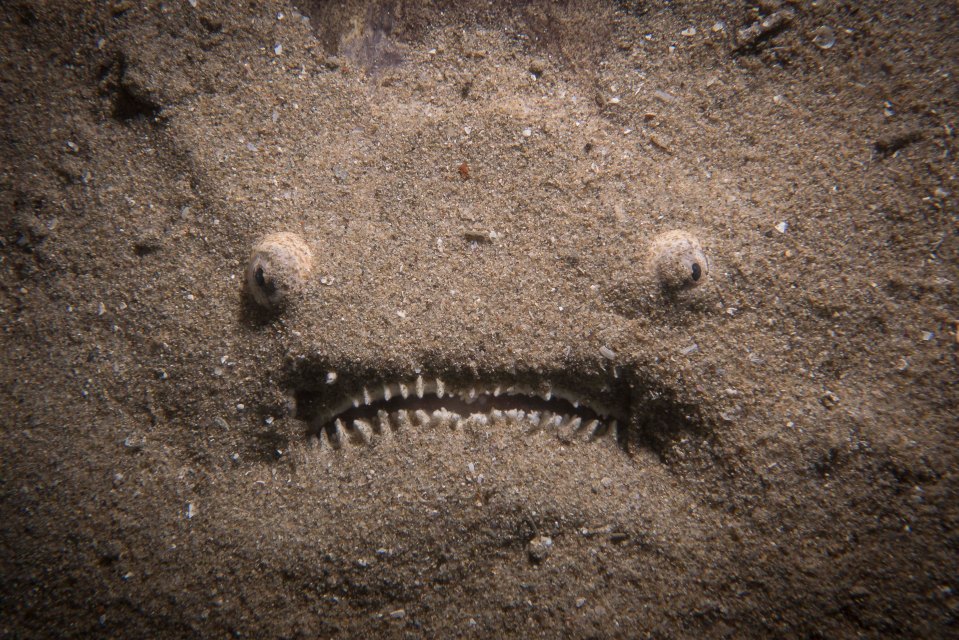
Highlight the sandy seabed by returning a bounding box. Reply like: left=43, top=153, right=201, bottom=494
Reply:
left=1, top=0, right=957, bottom=637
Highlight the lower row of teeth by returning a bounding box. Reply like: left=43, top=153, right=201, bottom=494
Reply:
left=315, top=409, right=618, bottom=447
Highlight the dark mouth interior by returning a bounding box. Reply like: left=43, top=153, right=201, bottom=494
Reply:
left=297, top=373, right=630, bottom=448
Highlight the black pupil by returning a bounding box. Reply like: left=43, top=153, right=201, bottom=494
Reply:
left=691, top=262, right=702, bottom=281
left=254, top=266, right=266, bottom=287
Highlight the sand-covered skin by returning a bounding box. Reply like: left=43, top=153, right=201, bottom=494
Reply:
left=1, top=0, right=957, bottom=637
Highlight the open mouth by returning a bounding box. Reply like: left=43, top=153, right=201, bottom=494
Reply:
left=292, top=366, right=633, bottom=449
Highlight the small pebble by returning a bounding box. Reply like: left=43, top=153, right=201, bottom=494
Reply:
left=812, top=25, right=836, bottom=49
left=681, top=27, right=697, bottom=37
left=652, top=89, right=677, bottom=103
left=599, top=345, right=617, bottom=360
left=389, top=609, right=406, bottom=619
left=775, top=221, right=788, bottom=234
left=274, top=43, right=283, bottom=55
left=527, top=536, right=553, bottom=563
left=680, top=343, right=699, bottom=355
left=821, top=391, right=840, bottom=409
left=921, top=331, right=934, bottom=341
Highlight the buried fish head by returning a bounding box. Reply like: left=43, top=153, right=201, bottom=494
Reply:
left=246, top=229, right=716, bottom=459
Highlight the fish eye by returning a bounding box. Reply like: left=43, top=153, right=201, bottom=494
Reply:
left=649, top=231, right=709, bottom=291
left=245, top=232, right=313, bottom=309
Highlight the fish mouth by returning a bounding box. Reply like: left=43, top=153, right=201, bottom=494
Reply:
left=290, top=363, right=635, bottom=449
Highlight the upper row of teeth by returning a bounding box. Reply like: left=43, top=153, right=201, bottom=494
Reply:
left=321, top=376, right=615, bottom=422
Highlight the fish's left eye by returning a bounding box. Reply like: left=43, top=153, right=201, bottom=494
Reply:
left=245, top=232, right=313, bottom=309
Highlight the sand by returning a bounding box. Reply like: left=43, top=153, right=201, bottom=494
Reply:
left=1, top=0, right=957, bottom=637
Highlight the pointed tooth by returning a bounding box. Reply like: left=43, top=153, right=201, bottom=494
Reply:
left=522, top=410, right=542, bottom=434
left=491, top=409, right=504, bottom=424
left=352, top=419, right=373, bottom=443
left=543, top=387, right=552, bottom=401
left=469, top=387, right=477, bottom=400
left=538, top=411, right=554, bottom=429
left=399, top=383, right=409, bottom=399
left=377, top=409, right=391, bottom=432
left=333, top=419, right=347, bottom=445
left=396, top=410, right=412, bottom=429
left=416, top=375, right=425, bottom=399
left=473, top=413, right=489, bottom=427
left=443, top=410, right=458, bottom=428
left=557, top=416, right=582, bottom=442
left=435, top=378, right=445, bottom=398
left=584, top=419, right=601, bottom=439
left=609, top=419, right=619, bottom=435
left=493, top=385, right=502, bottom=397
left=506, top=409, right=519, bottom=421
left=556, top=415, right=577, bottom=443
left=414, top=409, right=431, bottom=426
left=383, top=384, right=393, bottom=402
left=363, top=387, right=372, bottom=405
left=351, top=396, right=361, bottom=408
left=552, top=415, right=563, bottom=428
